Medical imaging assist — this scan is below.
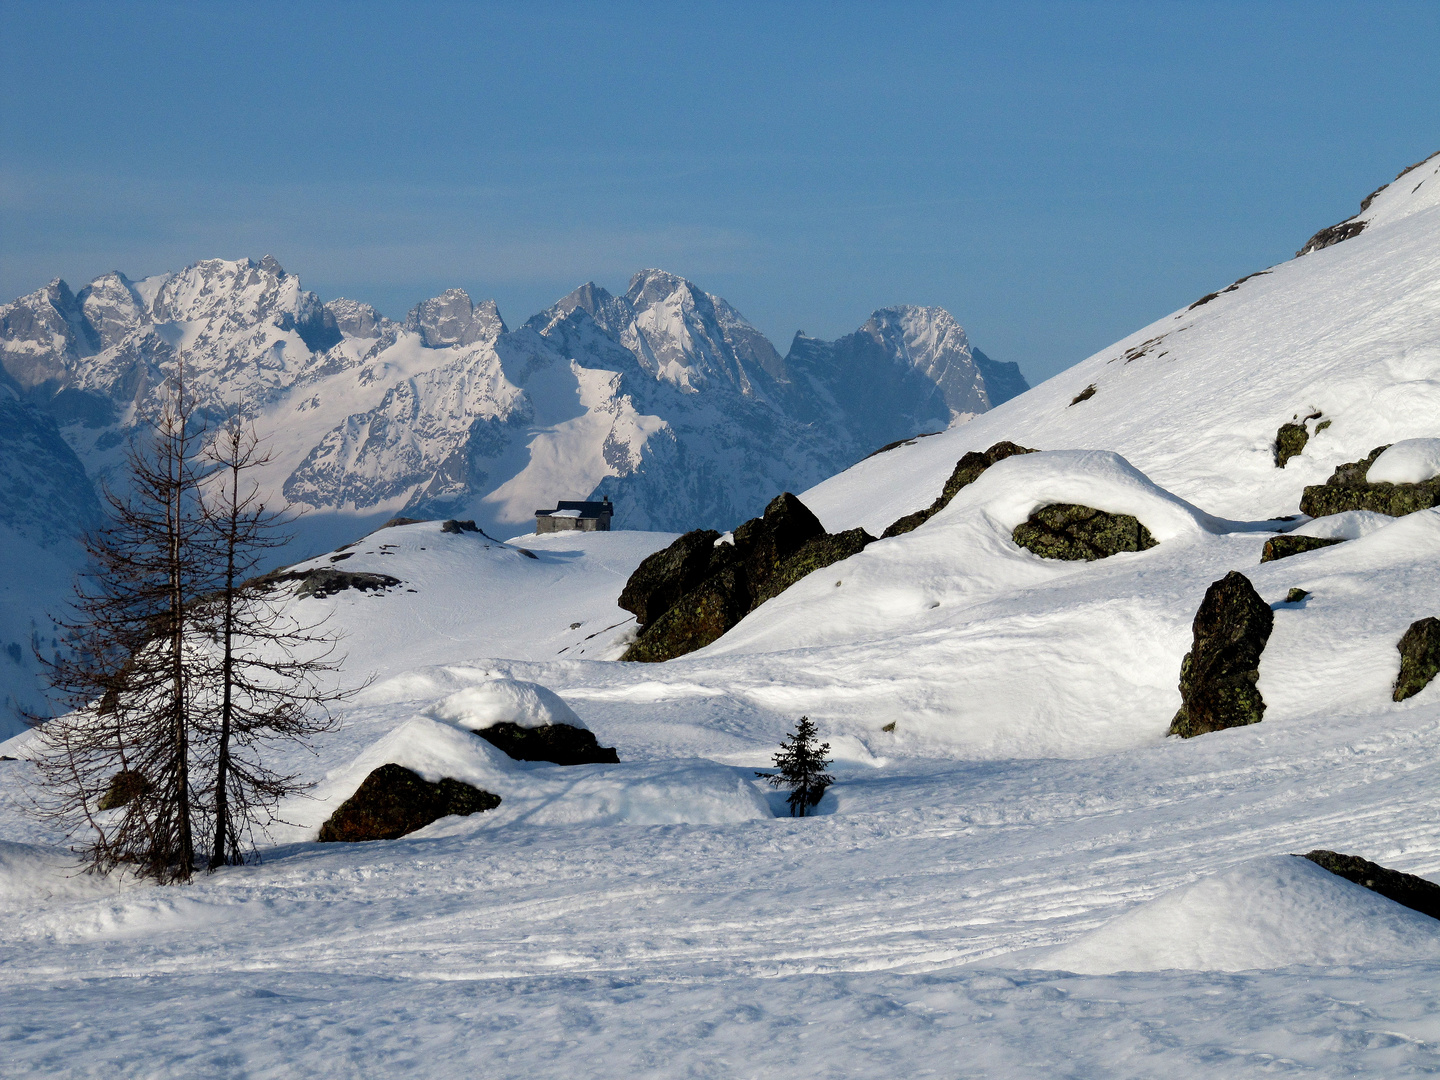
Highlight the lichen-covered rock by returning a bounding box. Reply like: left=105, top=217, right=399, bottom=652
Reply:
left=1260, top=535, right=1346, bottom=562
left=882, top=441, right=1037, bottom=538
left=1274, top=422, right=1309, bottom=467
left=618, top=528, right=722, bottom=627
left=1169, top=571, right=1274, bottom=738
left=1012, top=504, right=1158, bottom=561
left=1394, top=617, right=1440, bottom=702
left=752, top=527, right=875, bottom=607
left=622, top=566, right=752, bottom=662
left=97, top=769, right=149, bottom=811
left=1299, top=445, right=1440, bottom=518
left=317, top=763, right=500, bottom=842
left=473, top=722, right=620, bottom=765
left=1302, top=850, right=1440, bottom=920
left=731, top=492, right=826, bottom=594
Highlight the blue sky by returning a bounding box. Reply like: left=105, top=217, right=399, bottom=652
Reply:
left=2, top=1, right=1437, bottom=384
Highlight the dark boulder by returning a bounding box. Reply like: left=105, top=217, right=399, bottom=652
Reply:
left=317, top=763, right=500, bottom=842
left=621, top=492, right=839, bottom=662
left=1274, top=422, right=1309, bottom=467
left=1299, top=445, right=1440, bottom=518
left=752, top=528, right=875, bottom=607
left=1012, top=504, right=1158, bottom=561
left=1260, top=535, right=1346, bottom=562
left=473, top=722, right=619, bottom=765
left=1394, top=617, right=1440, bottom=702
left=623, top=565, right=752, bottom=662
left=1069, top=384, right=1097, bottom=405
left=1301, top=850, right=1440, bottom=920
left=730, top=492, right=827, bottom=598
left=618, top=529, right=722, bottom=627
left=1169, top=571, right=1274, bottom=738
left=440, top=519, right=480, bottom=533
left=97, top=769, right=149, bottom=811
left=883, top=441, right=1038, bottom=538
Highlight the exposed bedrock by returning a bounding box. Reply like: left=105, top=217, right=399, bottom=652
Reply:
left=1300, top=445, right=1440, bottom=518
left=1169, top=571, right=1274, bottom=739
left=317, top=763, right=500, bottom=842
left=1260, top=535, right=1346, bottom=563
left=621, top=492, right=872, bottom=662
left=256, top=566, right=402, bottom=599
left=882, top=441, right=1036, bottom=538
left=1301, top=850, right=1440, bottom=920
left=1394, top=617, right=1440, bottom=703
left=473, top=722, right=620, bottom=766
left=1012, top=504, right=1158, bottom=562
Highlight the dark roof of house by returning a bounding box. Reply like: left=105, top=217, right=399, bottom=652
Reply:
left=535, top=498, right=614, bottom=518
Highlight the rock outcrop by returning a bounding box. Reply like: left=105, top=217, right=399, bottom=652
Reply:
left=621, top=492, right=872, bottom=662
left=1299, top=446, right=1440, bottom=518
left=317, top=763, right=500, bottom=842
left=1260, top=535, right=1346, bottom=562
left=619, top=528, right=724, bottom=628
left=1394, top=617, right=1440, bottom=702
left=882, top=441, right=1037, bottom=538
left=473, top=722, right=620, bottom=766
left=256, top=567, right=402, bottom=599
left=1012, top=504, right=1158, bottom=561
left=1301, top=850, right=1440, bottom=920
left=1169, top=571, right=1275, bottom=738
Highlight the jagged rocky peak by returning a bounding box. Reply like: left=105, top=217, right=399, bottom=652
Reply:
left=325, top=297, right=390, bottom=339
left=77, top=272, right=146, bottom=349
left=0, top=278, right=98, bottom=393
left=404, top=289, right=506, bottom=348
left=621, top=268, right=785, bottom=395
left=146, top=256, right=341, bottom=353
left=785, top=303, right=1027, bottom=438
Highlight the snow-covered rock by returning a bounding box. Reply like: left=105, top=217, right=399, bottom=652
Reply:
left=430, top=679, right=586, bottom=730
left=1366, top=438, right=1440, bottom=484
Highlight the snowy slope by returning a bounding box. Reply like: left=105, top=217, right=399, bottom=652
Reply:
left=803, top=151, right=1440, bottom=532
left=4, top=153, right=1440, bottom=1077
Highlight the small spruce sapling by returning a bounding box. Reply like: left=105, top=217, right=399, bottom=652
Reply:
left=758, top=716, right=833, bottom=817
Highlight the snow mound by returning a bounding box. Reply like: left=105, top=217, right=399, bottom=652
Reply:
left=1291, top=510, right=1396, bottom=540
left=1029, top=855, right=1440, bottom=973
left=278, top=717, right=770, bottom=838
left=430, top=678, right=585, bottom=730
left=940, top=448, right=1234, bottom=539
left=1367, top=438, right=1440, bottom=484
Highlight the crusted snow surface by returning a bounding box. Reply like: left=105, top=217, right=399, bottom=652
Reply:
left=1367, top=437, right=1440, bottom=484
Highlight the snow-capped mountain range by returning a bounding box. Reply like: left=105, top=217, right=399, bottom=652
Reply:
left=0, top=263, right=1025, bottom=547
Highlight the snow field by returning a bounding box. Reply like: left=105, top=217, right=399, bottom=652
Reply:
left=8, top=162, right=1440, bottom=1073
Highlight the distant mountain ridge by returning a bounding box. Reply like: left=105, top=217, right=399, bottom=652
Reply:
left=0, top=262, right=1025, bottom=543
